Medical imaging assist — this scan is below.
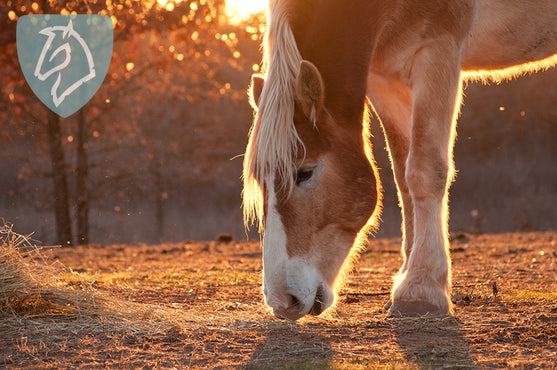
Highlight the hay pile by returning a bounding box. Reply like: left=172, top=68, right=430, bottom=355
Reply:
left=0, top=223, right=167, bottom=328
left=0, top=223, right=105, bottom=317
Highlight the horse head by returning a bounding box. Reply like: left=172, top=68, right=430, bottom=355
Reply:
left=247, top=60, right=380, bottom=320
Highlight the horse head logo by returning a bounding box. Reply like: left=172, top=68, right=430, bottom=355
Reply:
left=34, top=19, right=96, bottom=107
left=17, top=15, right=113, bottom=118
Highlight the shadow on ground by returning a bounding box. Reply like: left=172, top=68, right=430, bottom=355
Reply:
left=393, top=315, right=475, bottom=368
left=247, top=324, right=334, bottom=368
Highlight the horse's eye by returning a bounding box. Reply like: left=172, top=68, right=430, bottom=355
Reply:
left=295, top=167, right=314, bottom=185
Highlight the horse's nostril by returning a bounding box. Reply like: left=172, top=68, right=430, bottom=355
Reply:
left=286, top=294, right=300, bottom=308
left=272, top=294, right=303, bottom=320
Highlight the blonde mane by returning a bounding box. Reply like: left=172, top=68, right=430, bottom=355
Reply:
left=243, top=0, right=303, bottom=231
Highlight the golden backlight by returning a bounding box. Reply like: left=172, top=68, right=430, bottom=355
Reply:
left=155, top=0, right=264, bottom=23
left=225, top=0, right=265, bottom=24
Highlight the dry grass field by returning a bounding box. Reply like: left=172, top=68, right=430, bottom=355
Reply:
left=1, top=226, right=556, bottom=368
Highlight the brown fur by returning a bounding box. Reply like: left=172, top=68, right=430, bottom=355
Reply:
left=245, top=0, right=557, bottom=319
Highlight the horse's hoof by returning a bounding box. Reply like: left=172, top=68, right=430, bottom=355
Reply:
left=388, top=300, right=448, bottom=317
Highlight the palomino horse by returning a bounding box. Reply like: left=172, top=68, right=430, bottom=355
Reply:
left=243, top=0, right=557, bottom=320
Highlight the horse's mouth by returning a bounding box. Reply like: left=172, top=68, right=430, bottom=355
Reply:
left=272, top=283, right=331, bottom=320
left=309, top=284, right=325, bottom=316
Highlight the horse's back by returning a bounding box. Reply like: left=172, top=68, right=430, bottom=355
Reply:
left=367, top=0, right=557, bottom=82
left=462, top=0, right=557, bottom=77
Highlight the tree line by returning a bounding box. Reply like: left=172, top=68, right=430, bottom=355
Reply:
left=1, top=1, right=555, bottom=245
left=1, top=0, right=263, bottom=245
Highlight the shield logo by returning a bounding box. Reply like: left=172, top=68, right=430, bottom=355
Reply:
left=17, top=14, right=113, bottom=118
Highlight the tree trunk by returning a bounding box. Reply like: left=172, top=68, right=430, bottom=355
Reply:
left=155, top=162, right=165, bottom=242
left=46, top=110, right=73, bottom=246
left=151, top=151, right=165, bottom=242
left=76, top=108, right=89, bottom=245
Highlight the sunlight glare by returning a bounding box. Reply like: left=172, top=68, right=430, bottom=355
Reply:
left=156, top=0, right=183, bottom=11
left=226, top=0, right=265, bottom=24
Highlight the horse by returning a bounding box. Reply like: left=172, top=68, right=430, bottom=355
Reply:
left=243, top=0, right=557, bottom=320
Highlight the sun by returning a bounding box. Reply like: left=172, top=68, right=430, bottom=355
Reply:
left=225, top=0, right=265, bottom=24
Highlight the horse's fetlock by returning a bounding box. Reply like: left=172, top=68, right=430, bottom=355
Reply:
left=391, top=272, right=452, bottom=316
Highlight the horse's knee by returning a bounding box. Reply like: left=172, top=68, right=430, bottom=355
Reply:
left=405, top=153, right=450, bottom=201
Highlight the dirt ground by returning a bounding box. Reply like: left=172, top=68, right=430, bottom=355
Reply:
left=1, top=231, right=556, bottom=368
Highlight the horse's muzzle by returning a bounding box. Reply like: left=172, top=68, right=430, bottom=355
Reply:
left=271, top=283, right=332, bottom=320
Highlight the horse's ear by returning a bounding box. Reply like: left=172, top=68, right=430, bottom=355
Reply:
left=295, top=60, right=324, bottom=123
left=250, top=74, right=265, bottom=110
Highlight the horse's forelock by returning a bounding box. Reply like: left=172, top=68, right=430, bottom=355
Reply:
left=243, top=0, right=303, bottom=232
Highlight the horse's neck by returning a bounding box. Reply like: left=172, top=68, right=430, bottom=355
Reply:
left=289, top=1, right=385, bottom=126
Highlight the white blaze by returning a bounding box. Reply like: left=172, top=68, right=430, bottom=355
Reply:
left=262, top=177, right=288, bottom=310
left=286, top=256, right=324, bottom=314
left=261, top=176, right=335, bottom=319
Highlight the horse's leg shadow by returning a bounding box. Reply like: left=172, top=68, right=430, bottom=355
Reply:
left=392, top=315, right=475, bottom=368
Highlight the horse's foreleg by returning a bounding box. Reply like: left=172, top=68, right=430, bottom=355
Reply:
left=390, top=41, right=463, bottom=316
left=367, top=73, right=414, bottom=274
